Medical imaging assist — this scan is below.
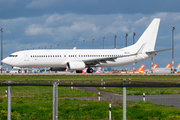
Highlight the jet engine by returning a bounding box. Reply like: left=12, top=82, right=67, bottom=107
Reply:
left=67, top=61, right=85, bottom=70
left=50, top=67, right=66, bottom=71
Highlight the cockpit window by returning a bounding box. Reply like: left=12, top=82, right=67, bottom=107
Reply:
left=9, top=55, right=18, bottom=57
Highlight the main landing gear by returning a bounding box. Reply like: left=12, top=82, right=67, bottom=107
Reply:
left=87, top=68, right=93, bottom=73
left=18, top=69, right=22, bottom=73
left=76, top=70, right=82, bottom=73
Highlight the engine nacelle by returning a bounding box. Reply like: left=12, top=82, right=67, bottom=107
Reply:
left=50, top=67, right=66, bottom=71
left=67, top=61, right=85, bottom=70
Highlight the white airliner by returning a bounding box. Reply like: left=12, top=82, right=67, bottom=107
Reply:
left=2, top=18, right=171, bottom=73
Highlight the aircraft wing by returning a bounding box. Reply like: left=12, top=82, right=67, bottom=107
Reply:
left=83, top=44, right=146, bottom=66
left=146, top=48, right=173, bottom=54
left=83, top=55, right=131, bottom=66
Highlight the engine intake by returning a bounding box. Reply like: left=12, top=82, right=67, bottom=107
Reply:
left=67, top=61, right=85, bottom=70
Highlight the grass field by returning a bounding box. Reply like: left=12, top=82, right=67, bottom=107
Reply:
left=0, top=98, right=180, bottom=119
left=0, top=74, right=180, bottom=119
left=0, top=74, right=180, bottom=81
left=1, top=74, right=180, bottom=95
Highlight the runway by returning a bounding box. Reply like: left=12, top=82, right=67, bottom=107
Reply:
left=1, top=73, right=180, bottom=76
left=72, top=87, right=180, bottom=107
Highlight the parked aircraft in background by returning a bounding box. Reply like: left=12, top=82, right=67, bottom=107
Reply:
left=82, top=68, right=87, bottom=73
left=176, top=63, right=180, bottom=69
left=95, top=67, right=102, bottom=73
left=152, top=64, right=180, bottom=74
left=153, top=64, right=158, bottom=69
left=109, top=70, right=117, bottom=73
left=2, top=18, right=171, bottom=73
left=118, top=64, right=148, bottom=73
left=127, top=64, right=148, bottom=73
left=165, top=64, right=171, bottom=68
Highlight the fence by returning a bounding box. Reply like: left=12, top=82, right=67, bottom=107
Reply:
left=1, top=79, right=180, bottom=120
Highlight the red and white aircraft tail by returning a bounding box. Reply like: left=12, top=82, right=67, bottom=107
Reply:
left=82, top=68, right=87, bottom=73
left=95, top=67, right=102, bottom=73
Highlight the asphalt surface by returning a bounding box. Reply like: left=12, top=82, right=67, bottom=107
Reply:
left=63, top=87, right=180, bottom=107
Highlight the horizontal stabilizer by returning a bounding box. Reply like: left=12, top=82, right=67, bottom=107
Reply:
left=146, top=48, right=173, bottom=54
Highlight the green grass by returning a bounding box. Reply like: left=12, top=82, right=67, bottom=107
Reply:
left=0, top=74, right=180, bottom=81
left=0, top=98, right=180, bottom=120
left=0, top=86, right=97, bottom=98
left=0, top=75, right=180, bottom=119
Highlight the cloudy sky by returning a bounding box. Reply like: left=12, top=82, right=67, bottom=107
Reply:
left=0, top=0, right=180, bottom=70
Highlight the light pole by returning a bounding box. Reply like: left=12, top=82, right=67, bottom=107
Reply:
left=74, top=41, right=76, bottom=47
left=57, top=43, right=59, bottom=49
left=133, top=32, right=136, bottom=73
left=125, top=33, right=128, bottom=73
left=92, top=38, right=94, bottom=49
left=1, top=28, right=3, bottom=73
left=114, top=35, right=117, bottom=49
left=125, top=33, right=128, bottom=47
left=172, top=26, right=175, bottom=73
left=66, top=42, right=68, bottom=49
left=103, top=36, right=105, bottom=49
left=50, top=44, right=52, bottom=49
left=83, top=39, right=85, bottom=49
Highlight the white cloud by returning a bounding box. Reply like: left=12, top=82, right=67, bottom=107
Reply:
left=25, top=24, right=53, bottom=36
left=133, top=17, right=149, bottom=26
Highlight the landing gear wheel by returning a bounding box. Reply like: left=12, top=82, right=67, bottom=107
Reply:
left=76, top=70, right=82, bottom=73
left=87, top=68, right=93, bottom=73
left=18, top=69, right=22, bottom=73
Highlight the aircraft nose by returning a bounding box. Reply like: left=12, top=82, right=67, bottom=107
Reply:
left=2, top=58, right=9, bottom=65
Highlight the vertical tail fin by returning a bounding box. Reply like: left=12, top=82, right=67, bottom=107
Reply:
left=176, top=63, right=180, bottom=68
left=165, top=64, right=171, bottom=68
left=82, top=68, right=87, bottom=73
left=95, top=67, right=102, bottom=73
left=137, top=64, right=145, bottom=71
left=153, top=64, right=158, bottom=69
left=125, top=18, right=160, bottom=53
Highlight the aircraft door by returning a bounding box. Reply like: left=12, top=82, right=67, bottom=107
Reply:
left=24, top=52, right=29, bottom=61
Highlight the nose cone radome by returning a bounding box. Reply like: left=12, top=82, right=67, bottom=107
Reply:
left=2, top=58, right=10, bottom=66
